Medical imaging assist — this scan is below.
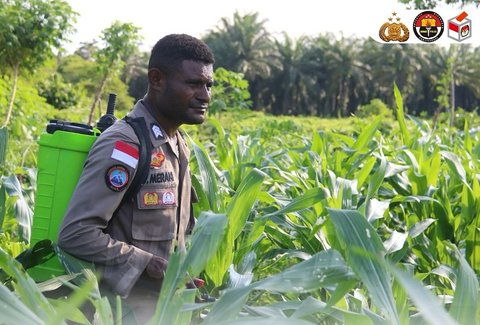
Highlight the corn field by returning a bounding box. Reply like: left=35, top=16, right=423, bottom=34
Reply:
left=0, top=86, right=479, bottom=324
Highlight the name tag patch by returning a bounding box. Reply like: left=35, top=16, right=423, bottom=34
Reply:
left=138, top=189, right=177, bottom=209
left=146, top=171, right=174, bottom=184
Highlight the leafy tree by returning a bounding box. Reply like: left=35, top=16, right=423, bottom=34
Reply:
left=88, top=21, right=142, bottom=124
left=122, top=50, right=149, bottom=102
left=208, top=67, right=251, bottom=114
left=38, top=74, right=80, bottom=110
left=74, top=40, right=98, bottom=61
left=0, top=0, right=77, bottom=127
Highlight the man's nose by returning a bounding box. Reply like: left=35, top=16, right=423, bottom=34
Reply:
left=197, top=85, right=211, bottom=102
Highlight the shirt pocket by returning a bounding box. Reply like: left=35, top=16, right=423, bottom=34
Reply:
left=131, top=188, right=178, bottom=241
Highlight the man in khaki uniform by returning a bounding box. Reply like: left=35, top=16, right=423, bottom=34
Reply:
left=58, top=34, right=215, bottom=323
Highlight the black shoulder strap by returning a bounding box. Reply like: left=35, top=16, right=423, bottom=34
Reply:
left=123, top=116, right=152, bottom=202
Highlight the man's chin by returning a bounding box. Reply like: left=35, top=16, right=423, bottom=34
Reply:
left=184, top=113, right=207, bottom=125
left=184, top=118, right=205, bottom=125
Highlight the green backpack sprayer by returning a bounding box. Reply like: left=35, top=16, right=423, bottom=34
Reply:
left=23, top=94, right=151, bottom=282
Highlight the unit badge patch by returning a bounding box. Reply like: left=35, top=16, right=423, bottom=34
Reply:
left=151, top=123, right=164, bottom=140
left=151, top=151, right=166, bottom=168
left=162, top=191, right=176, bottom=205
left=143, top=192, right=160, bottom=206
left=105, top=165, right=129, bottom=192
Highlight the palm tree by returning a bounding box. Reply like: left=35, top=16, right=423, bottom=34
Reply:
left=203, top=11, right=276, bottom=108
left=362, top=41, right=429, bottom=115
left=265, top=34, right=318, bottom=115
left=308, top=35, right=371, bottom=117
left=428, top=44, right=480, bottom=127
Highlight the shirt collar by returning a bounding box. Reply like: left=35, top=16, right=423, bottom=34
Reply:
left=128, top=100, right=168, bottom=147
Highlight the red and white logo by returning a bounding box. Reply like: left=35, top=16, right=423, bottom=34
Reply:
left=111, top=141, right=139, bottom=169
left=448, top=11, right=471, bottom=42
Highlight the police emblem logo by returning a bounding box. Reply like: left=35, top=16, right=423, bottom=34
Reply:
left=151, top=151, right=166, bottom=168
left=105, top=165, right=129, bottom=192
left=413, top=11, right=444, bottom=42
left=143, top=192, right=160, bottom=206
left=151, top=123, right=164, bottom=140
left=379, top=12, right=409, bottom=42
left=162, top=191, right=176, bottom=205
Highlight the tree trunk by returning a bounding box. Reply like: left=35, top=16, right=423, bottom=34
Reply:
left=449, top=75, right=455, bottom=128
left=88, top=73, right=109, bottom=125
left=3, top=64, right=20, bottom=127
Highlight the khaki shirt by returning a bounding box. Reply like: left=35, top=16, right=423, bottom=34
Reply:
left=58, top=101, right=194, bottom=297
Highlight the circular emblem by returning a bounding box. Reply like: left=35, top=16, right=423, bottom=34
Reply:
left=162, top=191, right=175, bottom=205
left=105, top=165, right=129, bottom=192
left=413, top=11, right=444, bottom=42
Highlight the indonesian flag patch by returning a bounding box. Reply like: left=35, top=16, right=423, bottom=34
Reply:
left=111, top=141, right=139, bottom=169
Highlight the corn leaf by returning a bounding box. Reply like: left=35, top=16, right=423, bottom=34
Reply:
left=327, top=208, right=400, bottom=324
left=185, top=212, right=228, bottom=277
left=394, top=83, right=410, bottom=146
left=254, top=250, right=355, bottom=292
left=227, top=168, right=265, bottom=240
left=191, top=140, right=222, bottom=212
left=2, top=174, right=33, bottom=243
left=152, top=212, right=228, bottom=325
left=449, top=246, right=479, bottom=324
left=441, top=151, right=467, bottom=184
left=0, top=284, right=43, bottom=325
left=204, top=250, right=355, bottom=324
left=202, top=286, right=252, bottom=325
left=45, top=270, right=98, bottom=325
left=388, top=264, right=457, bottom=325
left=262, top=187, right=326, bottom=220
left=223, top=317, right=316, bottom=325
left=352, top=115, right=381, bottom=151
left=205, top=169, right=263, bottom=285
left=0, top=247, right=53, bottom=320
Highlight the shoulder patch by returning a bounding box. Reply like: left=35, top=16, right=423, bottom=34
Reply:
left=105, top=165, right=130, bottom=192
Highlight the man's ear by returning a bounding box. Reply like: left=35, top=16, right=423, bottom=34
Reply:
left=148, top=68, right=166, bottom=91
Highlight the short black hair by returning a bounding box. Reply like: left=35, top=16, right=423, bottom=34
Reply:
left=148, top=34, right=215, bottom=73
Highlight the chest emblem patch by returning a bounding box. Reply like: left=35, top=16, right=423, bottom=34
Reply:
left=143, top=192, right=160, bottom=206
left=162, top=191, right=176, bottom=205
left=151, top=151, right=165, bottom=168
left=105, top=165, right=129, bottom=192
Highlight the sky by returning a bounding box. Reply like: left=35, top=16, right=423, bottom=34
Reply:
left=64, top=0, right=479, bottom=53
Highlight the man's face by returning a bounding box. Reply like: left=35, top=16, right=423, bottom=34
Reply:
left=159, top=60, right=214, bottom=127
